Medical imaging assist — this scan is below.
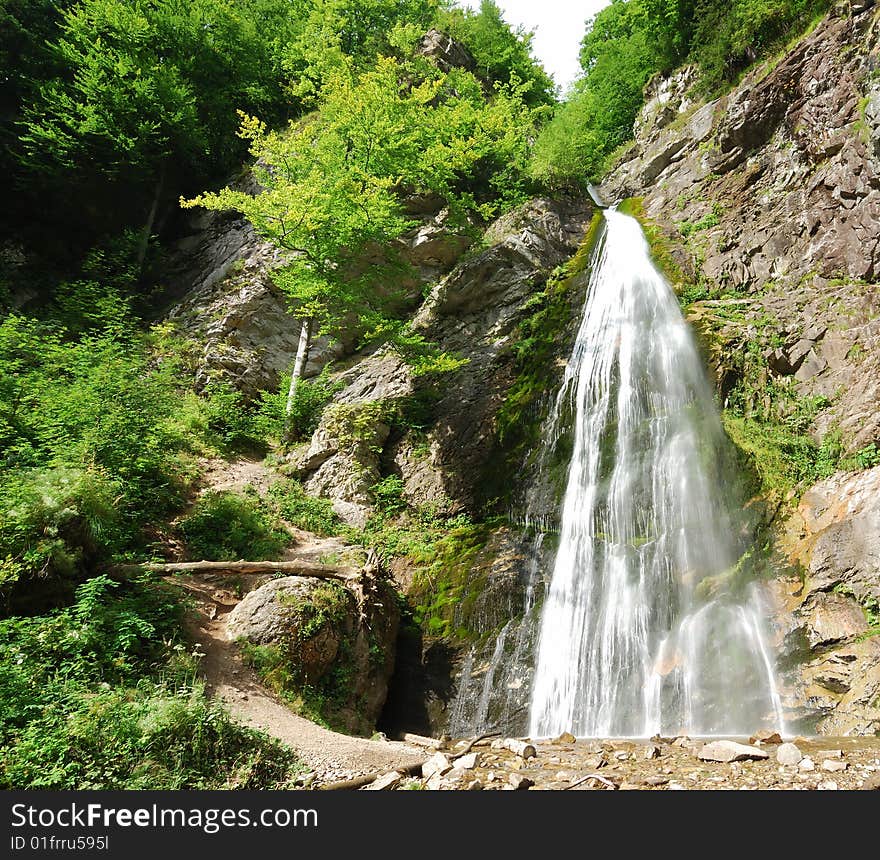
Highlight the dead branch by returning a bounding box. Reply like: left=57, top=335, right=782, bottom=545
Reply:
left=564, top=773, right=618, bottom=790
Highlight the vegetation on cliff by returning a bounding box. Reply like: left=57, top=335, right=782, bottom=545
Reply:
left=531, top=0, right=833, bottom=185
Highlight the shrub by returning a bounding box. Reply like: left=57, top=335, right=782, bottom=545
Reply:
left=268, top=481, right=342, bottom=536
left=178, top=491, right=288, bottom=561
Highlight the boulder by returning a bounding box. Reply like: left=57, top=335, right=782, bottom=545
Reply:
left=776, top=743, right=803, bottom=765
left=226, top=576, right=399, bottom=734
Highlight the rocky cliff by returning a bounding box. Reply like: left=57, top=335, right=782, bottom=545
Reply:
left=165, top=6, right=880, bottom=739
left=601, top=4, right=880, bottom=735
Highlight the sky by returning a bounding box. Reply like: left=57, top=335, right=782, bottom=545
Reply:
left=458, top=1, right=610, bottom=93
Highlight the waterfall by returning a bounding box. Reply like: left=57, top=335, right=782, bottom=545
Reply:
left=528, top=208, right=784, bottom=738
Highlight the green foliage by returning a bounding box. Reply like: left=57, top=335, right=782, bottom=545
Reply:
left=531, top=0, right=831, bottom=187
left=0, top=574, right=302, bottom=788
left=437, top=0, right=556, bottom=107
left=281, top=366, right=344, bottom=442
left=0, top=314, right=209, bottom=596
left=843, top=443, right=880, bottom=472
left=268, top=481, right=342, bottom=536
left=178, top=491, right=288, bottom=561
left=0, top=467, right=118, bottom=605
left=371, top=476, right=408, bottom=517
left=183, top=53, right=537, bottom=368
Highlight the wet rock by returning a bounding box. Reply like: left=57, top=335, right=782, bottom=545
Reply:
left=822, top=759, right=848, bottom=772
left=643, top=745, right=662, bottom=760
left=800, top=757, right=816, bottom=772
left=776, top=743, right=803, bottom=765
left=697, top=741, right=770, bottom=763
left=803, top=592, right=869, bottom=648
left=553, top=732, right=577, bottom=744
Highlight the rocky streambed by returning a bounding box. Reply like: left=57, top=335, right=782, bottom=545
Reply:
left=362, top=734, right=880, bottom=791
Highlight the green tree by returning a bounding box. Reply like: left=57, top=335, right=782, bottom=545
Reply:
left=437, top=0, right=556, bottom=107
left=183, top=56, right=535, bottom=427
left=15, top=0, right=295, bottom=266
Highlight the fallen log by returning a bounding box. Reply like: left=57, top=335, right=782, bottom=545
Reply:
left=113, top=559, right=359, bottom=581
left=319, top=761, right=425, bottom=791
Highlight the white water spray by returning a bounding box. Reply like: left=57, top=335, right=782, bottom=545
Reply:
left=529, top=209, right=784, bottom=738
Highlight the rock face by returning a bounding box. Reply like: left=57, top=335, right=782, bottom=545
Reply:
left=226, top=576, right=400, bottom=734
left=602, top=9, right=880, bottom=453
left=163, top=191, right=471, bottom=400
left=599, top=8, right=880, bottom=736
left=286, top=197, right=592, bottom=525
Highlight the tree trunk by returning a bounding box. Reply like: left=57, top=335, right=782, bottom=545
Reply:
left=112, top=559, right=357, bottom=581
left=285, top=317, right=313, bottom=417
left=136, top=165, right=165, bottom=272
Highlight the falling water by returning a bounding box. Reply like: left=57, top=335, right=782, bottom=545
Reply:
left=528, top=208, right=784, bottom=738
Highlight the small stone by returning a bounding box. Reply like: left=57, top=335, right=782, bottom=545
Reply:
left=614, top=751, right=630, bottom=761
left=817, top=780, right=839, bottom=791
left=822, top=760, right=848, bottom=772
left=667, top=782, right=687, bottom=790
left=697, top=741, right=769, bottom=763
left=366, top=771, right=402, bottom=791
left=553, top=731, right=577, bottom=744
left=486, top=771, right=496, bottom=782
left=821, top=749, right=844, bottom=759
left=643, top=775, right=669, bottom=786
left=776, top=743, right=803, bottom=766
left=508, top=773, right=534, bottom=790
left=799, top=757, right=816, bottom=772
left=453, top=752, right=479, bottom=770
left=643, top=745, right=661, bottom=760
left=465, top=779, right=483, bottom=791
left=555, top=771, right=571, bottom=780
left=422, top=752, right=452, bottom=779
left=672, top=736, right=691, bottom=748
left=749, top=731, right=783, bottom=746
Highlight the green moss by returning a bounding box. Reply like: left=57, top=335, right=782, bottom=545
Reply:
left=239, top=581, right=358, bottom=732
left=492, top=215, right=601, bottom=473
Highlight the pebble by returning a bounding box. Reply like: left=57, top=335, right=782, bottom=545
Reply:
left=822, top=759, right=848, bottom=772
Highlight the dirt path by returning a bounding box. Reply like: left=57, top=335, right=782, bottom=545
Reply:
left=180, top=575, right=424, bottom=784
left=174, top=456, right=425, bottom=784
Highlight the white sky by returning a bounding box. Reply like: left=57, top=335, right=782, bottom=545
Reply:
left=458, top=1, right=611, bottom=93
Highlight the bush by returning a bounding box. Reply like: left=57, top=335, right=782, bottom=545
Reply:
left=0, top=467, right=118, bottom=608
left=268, top=481, right=341, bottom=536
left=0, top=574, right=302, bottom=789
left=178, top=491, right=288, bottom=561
